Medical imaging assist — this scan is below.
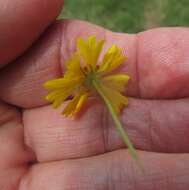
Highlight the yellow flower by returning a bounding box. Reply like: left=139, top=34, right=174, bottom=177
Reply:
left=44, top=36, right=139, bottom=163
left=44, top=36, right=129, bottom=116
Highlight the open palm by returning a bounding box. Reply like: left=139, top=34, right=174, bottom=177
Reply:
left=1, top=1, right=189, bottom=190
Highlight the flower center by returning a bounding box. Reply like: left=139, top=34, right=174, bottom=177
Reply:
left=85, top=71, right=97, bottom=88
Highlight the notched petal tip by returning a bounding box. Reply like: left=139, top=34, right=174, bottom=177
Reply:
left=52, top=101, right=61, bottom=109
left=77, top=37, right=87, bottom=49
left=45, top=95, right=51, bottom=101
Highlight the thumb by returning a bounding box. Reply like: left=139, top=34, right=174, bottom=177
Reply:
left=0, top=0, right=64, bottom=67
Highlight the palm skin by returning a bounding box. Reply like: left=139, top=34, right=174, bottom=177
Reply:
left=1, top=0, right=189, bottom=189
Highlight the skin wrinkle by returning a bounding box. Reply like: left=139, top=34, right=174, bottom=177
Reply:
left=146, top=102, right=155, bottom=151
left=17, top=163, right=38, bottom=190
left=59, top=20, right=66, bottom=74
left=0, top=115, right=36, bottom=190
left=148, top=99, right=186, bottom=152
left=148, top=102, right=165, bottom=152
left=101, top=101, right=109, bottom=153
left=130, top=159, right=138, bottom=190
left=108, top=152, right=123, bottom=190
left=135, top=33, right=141, bottom=98
left=52, top=21, right=63, bottom=85
left=149, top=101, right=166, bottom=152
left=0, top=102, right=21, bottom=126
left=60, top=20, right=72, bottom=72
left=60, top=20, right=73, bottom=73
left=106, top=160, right=112, bottom=190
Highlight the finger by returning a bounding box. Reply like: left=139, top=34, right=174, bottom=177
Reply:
left=0, top=102, right=35, bottom=189
left=0, top=107, right=34, bottom=166
left=20, top=150, right=189, bottom=190
left=0, top=123, right=33, bottom=166
left=1, top=20, right=189, bottom=108
left=0, top=0, right=64, bottom=67
left=138, top=27, right=189, bottom=98
left=0, top=124, right=32, bottom=190
left=23, top=97, right=189, bottom=162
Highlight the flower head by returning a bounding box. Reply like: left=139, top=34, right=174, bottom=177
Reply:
left=44, top=36, right=140, bottom=164
left=44, top=36, right=130, bottom=116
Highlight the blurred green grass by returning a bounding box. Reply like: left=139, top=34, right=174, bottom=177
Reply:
left=60, top=0, right=189, bottom=33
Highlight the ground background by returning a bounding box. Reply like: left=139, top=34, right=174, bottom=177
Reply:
left=59, top=0, right=189, bottom=33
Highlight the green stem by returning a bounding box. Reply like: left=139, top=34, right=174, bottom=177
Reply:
left=93, top=79, right=138, bottom=161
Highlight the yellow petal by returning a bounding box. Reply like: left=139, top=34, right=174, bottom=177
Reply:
left=77, top=36, right=104, bottom=69
left=88, top=36, right=105, bottom=68
left=88, top=35, right=96, bottom=48
left=65, top=53, right=83, bottom=77
left=44, top=54, right=83, bottom=91
left=44, top=78, right=65, bottom=90
left=46, top=88, right=74, bottom=101
left=62, top=92, right=88, bottom=116
left=98, top=45, right=126, bottom=74
left=52, top=95, right=67, bottom=108
left=44, top=77, right=83, bottom=90
left=45, top=88, right=73, bottom=105
left=75, top=93, right=88, bottom=113
left=101, top=85, right=128, bottom=114
left=77, top=37, right=90, bottom=66
left=102, top=74, right=130, bottom=92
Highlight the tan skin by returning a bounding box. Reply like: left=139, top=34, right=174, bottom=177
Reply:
left=1, top=0, right=189, bottom=189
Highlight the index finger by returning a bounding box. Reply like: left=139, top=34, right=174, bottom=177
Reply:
left=0, top=20, right=189, bottom=107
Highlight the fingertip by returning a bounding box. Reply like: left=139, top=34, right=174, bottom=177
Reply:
left=137, top=27, right=189, bottom=98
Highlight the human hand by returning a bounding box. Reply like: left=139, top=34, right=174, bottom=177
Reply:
left=1, top=0, right=189, bottom=189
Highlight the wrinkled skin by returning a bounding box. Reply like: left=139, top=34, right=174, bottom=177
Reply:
left=1, top=1, right=189, bottom=190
